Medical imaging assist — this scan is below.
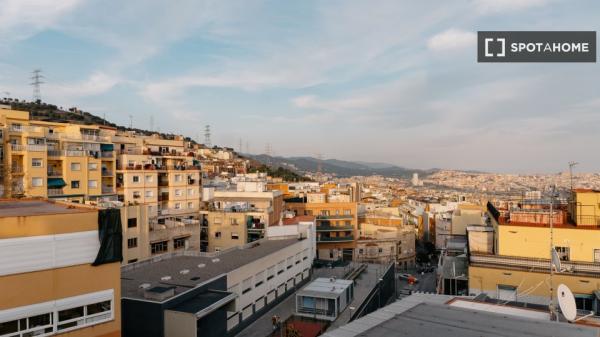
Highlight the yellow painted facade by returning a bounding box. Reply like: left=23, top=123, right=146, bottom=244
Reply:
left=570, top=189, right=600, bottom=226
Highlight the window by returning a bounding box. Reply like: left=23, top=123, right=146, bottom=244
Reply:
left=556, top=246, right=570, bottom=261
left=145, top=175, right=153, bottom=183
left=145, top=190, right=154, bottom=198
left=132, top=175, right=140, bottom=183
left=595, top=249, right=600, bottom=263
left=187, top=202, right=193, bottom=209
left=188, top=188, right=194, bottom=196
left=32, top=158, right=43, bottom=167
left=278, top=260, right=285, bottom=274
left=359, top=248, right=364, bottom=254
left=31, top=177, right=43, bottom=187
left=71, top=180, right=80, bottom=189
left=231, top=232, right=239, bottom=240
left=344, top=209, right=351, bottom=215
left=175, top=189, right=182, bottom=196
left=175, top=202, right=181, bottom=209
left=133, top=191, right=141, bottom=199
left=231, top=218, right=239, bottom=226
left=127, top=238, right=138, bottom=248
left=378, top=248, right=383, bottom=253
left=151, top=241, right=168, bottom=254
left=267, top=266, right=276, bottom=280
left=88, top=162, right=98, bottom=170
left=242, top=277, right=252, bottom=294
left=255, top=271, right=265, bottom=287
left=57, top=300, right=111, bottom=332
left=175, top=174, right=182, bottom=182
left=215, top=231, right=222, bottom=238
left=287, top=257, right=293, bottom=269
left=128, top=259, right=138, bottom=263
left=174, top=237, right=187, bottom=250
left=127, top=218, right=137, bottom=228
left=88, top=180, right=98, bottom=188
left=70, top=162, right=81, bottom=171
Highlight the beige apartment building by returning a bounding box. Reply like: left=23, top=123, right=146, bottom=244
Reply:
left=200, top=183, right=284, bottom=252
left=356, top=213, right=416, bottom=268
left=0, top=107, right=116, bottom=201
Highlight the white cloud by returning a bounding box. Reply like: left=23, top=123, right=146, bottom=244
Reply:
left=427, top=29, right=476, bottom=52
left=474, top=0, right=550, bottom=14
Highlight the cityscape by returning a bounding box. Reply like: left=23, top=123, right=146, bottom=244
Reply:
left=1, top=2, right=600, bottom=337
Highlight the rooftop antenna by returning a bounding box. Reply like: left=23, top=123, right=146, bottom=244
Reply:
left=128, top=115, right=133, bottom=129
left=204, top=125, right=211, bottom=148
left=548, top=184, right=558, bottom=321
left=568, top=161, right=578, bottom=191
left=30, top=69, right=44, bottom=102
left=316, top=153, right=323, bottom=175
left=238, top=138, right=243, bottom=153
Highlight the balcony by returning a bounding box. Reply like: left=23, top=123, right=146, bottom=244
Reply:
left=10, top=144, right=26, bottom=152
left=102, top=186, right=115, bottom=194
left=149, top=220, right=199, bottom=242
left=47, top=188, right=64, bottom=196
left=26, top=144, right=46, bottom=152
left=158, top=180, right=169, bottom=187
left=316, top=214, right=354, bottom=220
left=10, top=166, right=24, bottom=174
left=316, top=224, right=354, bottom=232
left=102, top=169, right=114, bottom=177
left=160, top=208, right=196, bottom=216
left=470, top=253, right=600, bottom=277
left=47, top=169, right=62, bottom=177
left=101, top=151, right=114, bottom=158
left=47, top=150, right=65, bottom=157
left=9, top=125, right=43, bottom=133
left=117, top=148, right=143, bottom=155
left=317, top=235, right=354, bottom=243
left=158, top=193, right=169, bottom=201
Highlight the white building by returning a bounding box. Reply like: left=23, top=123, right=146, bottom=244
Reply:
left=295, top=278, right=354, bottom=321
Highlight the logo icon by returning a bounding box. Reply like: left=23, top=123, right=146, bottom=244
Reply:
left=484, top=38, right=505, bottom=57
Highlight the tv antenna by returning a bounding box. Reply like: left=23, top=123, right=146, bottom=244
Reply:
left=128, top=115, right=133, bottom=129
left=568, top=161, right=578, bottom=191
left=30, top=69, right=44, bottom=102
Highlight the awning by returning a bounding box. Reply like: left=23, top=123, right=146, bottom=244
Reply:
left=100, top=144, right=114, bottom=151
left=47, top=178, right=66, bottom=188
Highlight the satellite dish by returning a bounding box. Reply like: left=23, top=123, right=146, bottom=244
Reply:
left=551, top=247, right=562, bottom=272
left=557, top=284, right=577, bottom=322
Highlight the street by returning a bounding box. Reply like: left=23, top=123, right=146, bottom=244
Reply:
left=396, top=267, right=438, bottom=297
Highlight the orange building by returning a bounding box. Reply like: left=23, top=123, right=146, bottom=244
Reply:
left=0, top=199, right=121, bottom=337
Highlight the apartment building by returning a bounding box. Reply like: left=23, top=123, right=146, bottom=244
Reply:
left=468, top=190, right=600, bottom=315
left=112, top=132, right=203, bottom=261
left=286, top=193, right=359, bottom=261
left=200, top=181, right=284, bottom=252
left=0, top=107, right=117, bottom=200
left=0, top=200, right=121, bottom=337
left=356, top=214, right=415, bottom=268
left=121, top=236, right=313, bottom=337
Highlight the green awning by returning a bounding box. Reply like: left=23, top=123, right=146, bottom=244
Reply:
left=47, top=178, right=67, bottom=188
left=100, top=144, right=114, bottom=151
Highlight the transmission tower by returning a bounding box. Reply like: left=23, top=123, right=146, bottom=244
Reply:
left=238, top=138, right=243, bottom=153
left=204, top=125, right=212, bottom=148
left=30, top=69, right=44, bottom=102
left=316, top=153, right=323, bottom=175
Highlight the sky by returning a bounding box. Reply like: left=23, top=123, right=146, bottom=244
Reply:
left=0, top=0, right=599, bottom=173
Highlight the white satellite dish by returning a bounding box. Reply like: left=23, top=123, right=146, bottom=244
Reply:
left=557, top=284, right=577, bottom=322
left=551, top=247, right=563, bottom=272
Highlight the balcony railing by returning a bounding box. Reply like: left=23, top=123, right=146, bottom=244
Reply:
left=27, top=144, right=46, bottom=152
left=160, top=208, right=196, bottom=216
left=117, top=149, right=143, bottom=155
left=316, top=214, right=354, bottom=220
left=101, top=151, right=114, bottom=158
left=317, top=235, right=354, bottom=242
left=575, top=215, right=600, bottom=227
left=297, top=307, right=334, bottom=317
left=102, top=187, right=115, bottom=194
left=9, top=125, right=43, bottom=133
left=316, top=224, right=354, bottom=232
left=470, top=253, right=600, bottom=276
left=10, top=144, right=26, bottom=152
left=47, top=169, right=62, bottom=177
left=101, top=170, right=114, bottom=177
left=10, top=166, right=23, bottom=174
left=47, top=188, right=64, bottom=196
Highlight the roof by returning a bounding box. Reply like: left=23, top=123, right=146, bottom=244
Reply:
left=282, top=215, right=316, bottom=225
left=0, top=199, right=93, bottom=218
left=297, top=278, right=353, bottom=298
left=323, top=293, right=599, bottom=337
left=167, top=290, right=235, bottom=315
left=121, top=238, right=301, bottom=301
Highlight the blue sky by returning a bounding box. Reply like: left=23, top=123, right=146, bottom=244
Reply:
left=1, top=0, right=599, bottom=173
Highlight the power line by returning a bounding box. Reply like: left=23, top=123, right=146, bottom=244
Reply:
left=30, top=69, right=44, bottom=102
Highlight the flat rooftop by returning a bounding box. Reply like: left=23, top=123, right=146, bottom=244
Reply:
left=0, top=200, right=93, bottom=218
left=122, top=238, right=301, bottom=301
left=323, top=294, right=598, bottom=337
left=298, top=278, right=353, bottom=298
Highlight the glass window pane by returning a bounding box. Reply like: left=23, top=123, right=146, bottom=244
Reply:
left=0, top=320, right=18, bottom=334
left=29, top=313, right=51, bottom=328
left=59, top=306, right=84, bottom=322
left=87, top=301, right=111, bottom=315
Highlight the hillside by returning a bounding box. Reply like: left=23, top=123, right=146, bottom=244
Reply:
left=247, top=154, right=437, bottom=178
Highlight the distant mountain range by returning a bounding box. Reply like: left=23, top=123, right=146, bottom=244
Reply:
left=247, top=154, right=438, bottom=178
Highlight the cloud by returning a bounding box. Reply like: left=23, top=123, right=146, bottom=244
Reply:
left=474, top=0, right=550, bottom=14
left=427, top=29, right=476, bottom=52
left=48, top=72, right=121, bottom=98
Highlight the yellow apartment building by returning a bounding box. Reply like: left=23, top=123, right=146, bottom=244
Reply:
left=0, top=107, right=116, bottom=201
left=0, top=199, right=121, bottom=337
left=469, top=190, right=600, bottom=313
left=286, top=196, right=358, bottom=261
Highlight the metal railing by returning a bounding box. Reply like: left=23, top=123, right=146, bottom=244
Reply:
left=47, top=188, right=64, bottom=196
left=101, top=151, right=114, bottom=158
left=102, top=187, right=114, bottom=194
left=9, top=125, right=43, bottom=133
left=47, top=169, right=62, bottom=176
left=575, top=215, right=600, bottom=227
left=101, top=170, right=114, bottom=176
left=316, top=224, right=354, bottom=231
left=10, top=144, right=26, bottom=152
left=27, top=144, right=46, bottom=152
left=470, top=254, right=600, bottom=275
left=316, top=214, right=354, bottom=220
left=317, top=235, right=354, bottom=242
left=11, top=166, right=23, bottom=174
left=297, top=307, right=333, bottom=317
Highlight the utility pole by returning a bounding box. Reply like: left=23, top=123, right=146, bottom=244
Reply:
left=128, top=115, right=133, bottom=129
left=30, top=69, right=44, bottom=102
left=549, top=185, right=556, bottom=321
left=204, top=125, right=212, bottom=148
left=238, top=138, right=243, bottom=153
left=568, top=161, right=578, bottom=191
